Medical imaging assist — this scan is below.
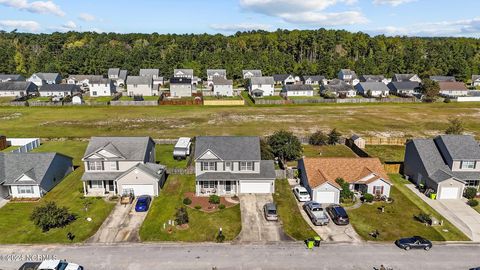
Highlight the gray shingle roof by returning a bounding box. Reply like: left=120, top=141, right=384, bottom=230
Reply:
left=359, top=75, right=385, bottom=82
left=108, top=68, right=120, bottom=77
left=39, top=84, right=81, bottom=93
left=434, top=135, right=480, bottom=160
left=250, top=76, right=274, bottom=85
left=195, top=136, right=261, bottom=161
left=127, top=76, right=152, bottom=85
left=170, top=77, right=192, bottom=84
left=0, top=81, right=36, bottom=92
left=302, top=75, right=325, bottom=82
left=273, top=74, right=291, bottom=82
left=83, top=137, right=154, bottom=161
left=409, top=139, right=454, bottom=183
left=174, top=69, right=194, bottom=77
left=393, top=74, right=418, bottom=82
left=472, top=75, right=480, bottom=81
left=212, top=77, right=232, bottom=85
left=322, top=79, right=354, bottom=92
left=430, top=76, right=456, bottom=82
left=34, top=73, right=60, bottom=81
left=282, top=85, right=314, bottom=91
left=387, top=81, right=421, bottom=91
left=207, top=69, right=226, bottom=77
left=89, top=78, right=111, bottom=84
left=140, top=69, right=159, bottom=77
left=119, top=70, right=128, bottom=81
left=243, top=70, right=262, bottom=77
left=81, top=171, right=124, bottom=181
left=340, top=69, right=356, bottom=76
left=196, top=160, right=276, bottom=181
left=356, top=82, right=389, bottom=91
left=68, top=75, right=103, bottom=81
left=0, top=74, right=25, bottom=81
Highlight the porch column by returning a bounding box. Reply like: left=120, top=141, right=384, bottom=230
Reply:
left=114, top=181, right=117, bottom=195
left=83, top=181, right=87, bottom=196
left=102, top=180, right=105, bottom=194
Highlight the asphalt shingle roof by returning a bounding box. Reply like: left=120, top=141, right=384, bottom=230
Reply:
left=174, top=69, right=194, bottom=77
left=0, top=81, right=35, bottom=91
left=434, top=135, right=480, bottom=160
left=83, top=137, right=154, bottom=161
left=243, top=70, right=262, bottom=77
left=212, top=77, right=232, bottom=85
left=356, top=82, right=389, bottom=91
left=140, top=69, right=159, bottom=77
left=430, top=76, right=456, bottom=82
left=250, top=76, right=274, bottom=85
left=393, top=74, right=418, bottom=82
left=34, top=73, right=60, bottom=82
left=282, top=85, right=314, bottom=91
left=207, top=69, right=226, bottom=77
left=170, top=77, right=192, bottom=84
left=108, top=68, right=120, bottom=77
left=388, top=81, right=421, bottom=91
left=39, top=84, right=80, bottom=93
left=194, top=136, right=261, bottom=161
left=0, top=74, right=25, bottom=81
left=359, top=75, right=385, bottom=82
left=127, top=76, right=152, bottom=85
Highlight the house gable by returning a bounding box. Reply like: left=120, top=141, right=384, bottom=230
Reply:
left=197, top=150, right=222, bottom=161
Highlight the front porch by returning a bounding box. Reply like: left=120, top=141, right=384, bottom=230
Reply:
left=83, top=180, right=117, bottom=197
left=195, top=180, right=238, bottom=197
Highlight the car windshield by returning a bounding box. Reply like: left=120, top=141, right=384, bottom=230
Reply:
left=267, top=209, right=277, bottom=215
left=311, top=207, right=323, bottom=212
left=299, top=191, right=309, bottom=195
left=137, top=200, right=147, bottom=205
left=335, top=207, right=348, bottom=216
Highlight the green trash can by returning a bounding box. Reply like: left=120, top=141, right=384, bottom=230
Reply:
left=313, top=236, right=321, bottom=247
left=430, top=193, right=437, bottom=200
left=305, top=238, right=315, bottom=249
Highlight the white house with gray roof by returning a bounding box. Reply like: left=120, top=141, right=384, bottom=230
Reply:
left=472, top=75, right=480, bottom=87
left=281, top=84, right=314, bottom=97
left=249, top=76, right=275, bottom=97
left=338, top=69, right=359, bottom=85
left=0, top=81, right=38, bottom=97
left=302, top=75, right=327, bottom=86
left=321, top=79, right=357, bottom=98
left=81, top=137, right=165, bottom=197
left=108, top=68, right=128, bottom=88
left=404, top=135, right=480, bottom=199
left=27, top=73, right=62, bottom=87
left=140, top=69, right=164, bottom=87
left=393, top=74, right=422, bottom=83
left=355, top=82, right=390, bottom=97
left=0, top=74, right=25, bottom=82
left=212, top=77, right=233, bottom=96
left=126, top=76, right=156, bottom=96
left=207, top=69, right=227, bottom=86
left=194, top=136, right=276, bottom=196
left=243, top=70, right=262, bottom=79
left=0, top=152, right=73, bottom=199
left=67, top=75, right=104, bottom=88
left=88, top=78, right=116, bottom=97
left=39, top=84, right=80, bottom=97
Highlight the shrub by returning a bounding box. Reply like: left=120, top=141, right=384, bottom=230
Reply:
left=336, top=178, right=353, bottom=202
left=309, top=130, right=328, bottom=146
left=363, top=193, right=374, bottom=203
left=327, top=128, right=342, bottom=145
left=444, top=97, right=451, bottom=103
left=464, top=187, right=477, bottom=200
left=175, top=207, right=189, bottom=225
left=468, top=199, right=479, bottom=207
left=216, top=232, right=226, bottom=243
left=183, top=197, right=192, bottom=205
left=415, top=213, right=432, bottom=224
left=219, top=204, right=226, bottom=210
left=209, top=195, right=221, bottom=204
left=194, top=205, right=202, bottom=210
left=30, top=202, right=76, bottom=232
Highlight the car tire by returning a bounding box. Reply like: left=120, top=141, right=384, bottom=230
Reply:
left=404, top=246, right=411, bottom=251
left=424, top=246, right=431, bottom=251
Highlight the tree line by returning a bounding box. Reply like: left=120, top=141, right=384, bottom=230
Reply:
left=0, top=29, right=479, bottom=81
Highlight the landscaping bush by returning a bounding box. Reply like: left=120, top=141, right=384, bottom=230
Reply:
left=444, top=97, right=451, bottom=103
left=336, top=178, right=353, bottom=202
left=363, top=193, right=374, bottom=203
left=175, top=207, right=189, bottom=225
left=327, top=128, right=342, bottom=145
left=464, top=187, right=477, bottom=200
left=219, top=204, right=226, bottom=209
left=209, top=195, right=221, bottom=204
left=30, top=202, right=76, bottom=232
left=194, top=205, right=202, bottom=210
left=183, top=197, right=192, bottom=205
left=415, top=213, right=432, bottom=225
left=309, top=130, right=328, bottom=146
left=468, top=199, right=479, bottom=207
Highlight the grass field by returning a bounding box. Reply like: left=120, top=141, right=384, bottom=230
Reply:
left=258, top=95, right=284, bottom=100
left=155, top=144, right=189, bottom=168
left=140, top=175, right=242, bottom=242
left=85, top=96, right=112, bottom=102
left=119, top=96, right=159, bottom=101
left=303, top=144, right=357, bottom=158
left=31, top=141, right=88, bottom=165
left=29, top=97, right=51, bottom=102
left=365, top=145, right=406, bottom=163
left=1, top=103, right=480, bottom=139
left=288, top=96, right=323, bottom=100
left=0, top=97, right=14, bottom=104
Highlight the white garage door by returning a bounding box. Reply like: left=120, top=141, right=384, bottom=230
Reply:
left=122, top=184, right=155, bottom=196
left=315, top=191, right=336, bottom=204
left=439, top=187, right=459, bottom=200
left=240, top=182, right=272, bottom=194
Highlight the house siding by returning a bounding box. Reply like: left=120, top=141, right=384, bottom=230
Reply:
left=89, top=82, right=115, bottom=97
left=404, top=141, right=430, bottom=185
left=116, top=168, right=163, bottom=196
left=170, top=84, right=192, bottom=97
left=9, top=185, right=41, bottom=198
left=366, top=179, right=391, bottom=197
left=127, top=84, right=154, bottom=96
left=213, top=84, right=233, bottom=96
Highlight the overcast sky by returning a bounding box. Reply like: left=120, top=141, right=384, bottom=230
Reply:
left=0, top=0, right=479, bottom=37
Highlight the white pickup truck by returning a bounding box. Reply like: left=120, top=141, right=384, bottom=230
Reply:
left=18, top=259, right=84, bottom=270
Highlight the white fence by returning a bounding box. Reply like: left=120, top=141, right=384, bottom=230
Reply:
left=7, top=138, right=41, bottom=153
left=457, top=96, right=480, bottom=102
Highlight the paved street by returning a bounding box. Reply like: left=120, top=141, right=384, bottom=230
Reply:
left=0, top=242, right=479, bottom=270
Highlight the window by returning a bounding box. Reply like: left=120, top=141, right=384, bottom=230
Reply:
left=225, top=162, right=232, bottom=171
left=92, top=91, right=97, bottom=96
left=88, top=161, right=103, bottom=171
left=202, top=181, right=216, bottom=189
left=201, top=162, right=216, bottom=171
left=17, top=186, right=34, bottom=194
left=109, top=162, right=118, bottom=171
left=240, top=161, right=254, bottom=171
left=461, top=161, right=476, bottom=170
left=90, top=180, right=103, bottom=188
left=373, top=186, right=384, bottom=195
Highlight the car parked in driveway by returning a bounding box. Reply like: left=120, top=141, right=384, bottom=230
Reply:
left=326, top=204, right=349, bottom=225
left=395, top=236, right=432, bottom=251
left=135, top=195, right=152, bottom=212
left=303, top=201, right=329, bottom=226
left=263, top=202, right=278, bottom=221
left=293, top=185, right=311, bottom=202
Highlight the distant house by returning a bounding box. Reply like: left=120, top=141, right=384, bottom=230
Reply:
left=472, top=75, right=480, bottom=87
left=207, top=69, right=227, bottom=86
left=249, top=76, right=275, bottom=98
left=39, top=84, right=81, bottom=97
left=0, top=152, right=73, bottom=199
left=321, top=79, right=356, bottom=98
left=243, top=70, right=262, bottom=79
left=0, top=81, right=37, bottom=97
left=0, top=74, right=25, bottom=82
left=140, top=69, right=163, bottom=87
left=388, top=81, right=420, bottom=96
left=350, top=135, right=365, bottom=149
left=392, top=74, right=421, bottom=83
left=355, top=82, right=390, bottom=97
left=302, top=75, right=326, bottom=85
left=88, top=78, right=116, bottom=97
left=126, top=76, right=156, bottom=96
left=430, top=76, right=456, bottom=82
left=299, top=157, right=391, bottom=204
left=281, top=84, right=314, bottom=97
left=212, top=77, right=233, bottom=96
left=27, top=73, right=61, bottom=87
left=67, top=75, right=103, bottom=87
left=438, top=82, right=468, bottom=97
left=173, top=69, right=194, bottom=79
left=170, top=77, right=193, bottom=98
left=359, top=75, right=390, bottom=85
left=273, top=74, right=298, bottom=85
left=338, top=69, right=359, bottom=85
left=108, top=68, right=127, bottom=87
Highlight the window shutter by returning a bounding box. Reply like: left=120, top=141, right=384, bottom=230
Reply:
left=252, top=162, right=255, bottom=171
left=215, top=162, right=217, bottom=171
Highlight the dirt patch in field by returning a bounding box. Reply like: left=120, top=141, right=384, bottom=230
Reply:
left=0, top=112, right=22, bottom=120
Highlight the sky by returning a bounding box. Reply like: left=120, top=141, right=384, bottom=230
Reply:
left=0, top=0, right=480, bottom=37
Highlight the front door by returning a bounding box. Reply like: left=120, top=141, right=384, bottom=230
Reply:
left=225, top=181, right=232, bottom=193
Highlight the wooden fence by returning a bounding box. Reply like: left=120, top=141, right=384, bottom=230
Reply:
left=166, top=167, right=195, bottom=175
left=291, top=97, right=419, bottom=104
left=110, top=100, right=158, bottom=106
left=384, top=163, right=403, bottom=174
left=345, top=139, right=370, bottom=157
left=203, top=99, right=245, bottom=106
left=253, top=99, right=292, bottom=105
left=363, top=137, right=407, bottom=146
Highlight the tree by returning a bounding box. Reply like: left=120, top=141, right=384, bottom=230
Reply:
left=335, top=178, right=353, bottom=202
left=327, top=128, right=342, bottom=145
left=366, top=90, right=372, bottom=98
left=309, top=130, right=328, bottom=146
left=260, top=138, right=274, bottom=160
left=267, top=130, right=303, bottom=163
left=30, top=202, right=76, bottom=232
left=445, top=118, right=464, bottom=135
left=464, top=187, right=477, bottom=200
left=420, top=79, right=440, bottom=102
left=175, top=207, right=189, bottom=225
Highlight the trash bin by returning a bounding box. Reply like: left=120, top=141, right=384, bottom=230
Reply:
left=313, top=236, right=321, bottom=247
left=305, top=238, right=315, bottom=249
left=430, top=193, right=437, bottom=200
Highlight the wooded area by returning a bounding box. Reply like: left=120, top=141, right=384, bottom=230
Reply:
left=0, top=29, right=478, bottom=81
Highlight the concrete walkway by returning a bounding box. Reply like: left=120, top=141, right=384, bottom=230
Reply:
left=0, top=198, right=8, bottom=209
left=406, top=184, right=480, bottom=241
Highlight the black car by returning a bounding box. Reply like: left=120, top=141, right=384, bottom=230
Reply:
left=326, top=204, right=349, bottom=225
left=18, top=262, right=40, bottom=270
left=395, top=236, right=432, bottom=251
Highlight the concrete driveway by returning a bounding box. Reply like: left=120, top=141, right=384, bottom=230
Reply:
left=237, top=194, right=291, bottom=243
left=88, top=198, right=149, bottom=243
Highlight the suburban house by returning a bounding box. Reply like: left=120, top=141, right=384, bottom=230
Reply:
left=81, top=137, right=166, bottom=197
left=430, top=76, right=456, bottom=82
left=0, top=152, right=73, bottom=199
left=281, top=84, right=314, bottom=97
left=174, top=69, right=194, bottom=79
left=0, top=81, right=37, bottom=97
left=392, top=74, right=422, bottom=83
left=243, top=70, right=262, bottom=79
left=170, top=77, right=193, bottom=98
left=39, top=84, right=81, bottom=97
left=321, top=79, right=357, bottom=98
left=67, top=75, right=103, bottom=87
left=298, top=157, right=392, bottom=204
left=438, top=81, right=468, bottom=97
left=302, top=75, right=327, bottom=85
left=387, top=81, right=420, bottom=96
left=27, top=73, right=62, bottom=87
left=338, top=69, right=359, bottom=85
left=359, top=75, right=390, bottom=84
left=108, top=68, right=128, bottom=87
left=0, top=74, right=25, bottom=82
left=126, top=76, right=156, bottom=96
left=212, top=77, right=233, bottom=96
left=207, top=69, right=227, bottom=86
left=88, top=78, right=116, bottom=97
left=194, top=136, right=276, bottom=196
left=472, top=75, right=480, bottom=87
left=140, top=69, right=163, bottom=88
left=404, top=135, right=480, bottom=199
left=355, top=82, right=390, bottom=97
left=273, top=74, right=298, bottom=85
left=249, top=76, right=275, bottom=97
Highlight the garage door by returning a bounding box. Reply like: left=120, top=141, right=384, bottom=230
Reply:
left=439, top=187, right=459, bottom=199
left=240, top=182, right=272, bottom=194
left=315, top=191, right=336, bottom=204
left=122, top=185, right=155, bottom=196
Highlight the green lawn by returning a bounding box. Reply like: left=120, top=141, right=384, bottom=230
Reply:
left=86, top=96, right=112, bottom=102
left=140, top=175, right=241, bottom=242
left=348, top=174, right=468, bottom=242
left=240, top=91, right=254, bottom=106
left=365, top=145, right=405, bottom=163
left=0, top=97, right=14, bottom=104
left=31, top=141, right=88, bottom=166
left=288, top=96, right=323, bottom=100
left=257, top=95, right=283, bottom=100
left=119, top=96, right=159, bottom=101
left=29, top=97, right=51, bottom=102
left=1, top=145, right=20, bottom=152
left=273, top=179, right=318, bottom=240
left=155, top=144, right=189, bottom=168
left=303, top=144, right=357, bottom=158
